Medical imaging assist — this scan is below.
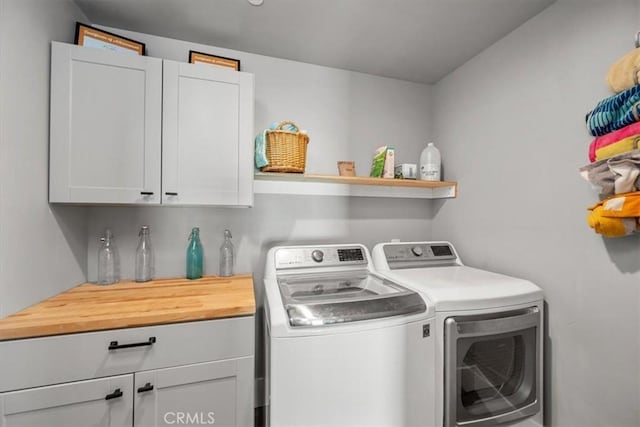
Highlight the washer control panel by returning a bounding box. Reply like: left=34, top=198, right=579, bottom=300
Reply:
left=276, top=246, right=367, bottom=270
left=311, top=250, right=324, bottom=263
left=383, top=243, right=458, bottom=269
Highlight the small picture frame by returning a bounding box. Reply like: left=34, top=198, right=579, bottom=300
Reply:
left=75, top=22, right=145, bottom=56
left=189, top=50, right=241, bottom=71
left=337, top=161, right=356, bottom=177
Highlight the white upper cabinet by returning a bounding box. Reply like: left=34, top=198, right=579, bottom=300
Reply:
left=162, top=61, right=254, bottom=206
left=49, top=42, right=162, bottom=204
left=49, top=42, right=255, bottom=207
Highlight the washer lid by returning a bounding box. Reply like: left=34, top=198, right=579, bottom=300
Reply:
left=381, top=266, right=543, bottom=311
left=278, top=272, right=426, bottom=326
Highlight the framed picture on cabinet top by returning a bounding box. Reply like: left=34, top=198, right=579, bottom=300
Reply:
left=74, top=22, right=146, bottom=56
left=188, top=50, right=241, bottom=71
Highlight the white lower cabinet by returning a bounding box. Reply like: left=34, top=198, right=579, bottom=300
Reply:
left=0, top=317, right=254, bottom=427
left=0, top=375, right=133, bottom=427
left=134, top=358, right=254, bottom=427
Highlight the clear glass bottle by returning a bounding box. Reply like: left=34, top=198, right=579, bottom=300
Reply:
left=219, top=229, right=234, bottom=277
left=97, top=228, right=120, bottom=285
left=186, top=227, right=203, bottom=280
left=135, top=225, right=154, bottom=282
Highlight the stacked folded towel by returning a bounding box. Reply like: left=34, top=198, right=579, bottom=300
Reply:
left=580, top=149, right=640, bottom=198
left=580, top=50, right=640, bottom=237
left=588, top=121, right=640, bottom=162
left=585, top=85, right=640, bottom=137
left=587, top=192, right=640, bottom=238
left=606, top=47, right=640, bottom=93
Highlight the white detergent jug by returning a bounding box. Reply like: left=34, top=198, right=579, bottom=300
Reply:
left=420, top=142, right=441, bottom=181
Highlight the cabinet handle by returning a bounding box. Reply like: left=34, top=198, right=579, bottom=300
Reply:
left=140, top=191, right=154, bottom=196
left=105, top=388, right=123, bottom=400
left=165, top=192, right=178, bottom=196
left=137, top=382, right=154, bottom=393
left=108, top=336, right=156, bottom=350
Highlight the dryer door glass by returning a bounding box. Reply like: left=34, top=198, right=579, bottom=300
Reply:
left=444, top=307, right=541, bottom=427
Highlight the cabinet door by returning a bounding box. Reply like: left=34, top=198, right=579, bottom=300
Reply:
left=0, top=374, right=132, bottom=427
left=134, top=356, right=254, bottom=427
left=49, top=42, right=162, bottom=204
left=162, top=61, right=254, bottom=206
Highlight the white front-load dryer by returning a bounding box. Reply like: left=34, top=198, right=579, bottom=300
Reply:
left=264, top=244, right=437, bottom=427
left=372, top=241, right=544, bottom=427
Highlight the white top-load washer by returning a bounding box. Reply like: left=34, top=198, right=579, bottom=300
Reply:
left=264, top=244, right=437, bottom=427
left=372, top=241, right=544, bottom=427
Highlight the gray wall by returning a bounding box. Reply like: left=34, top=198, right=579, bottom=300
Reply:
left=0, top=0, right=90, bottom=317
left=432, top=1, right=640, bottom=426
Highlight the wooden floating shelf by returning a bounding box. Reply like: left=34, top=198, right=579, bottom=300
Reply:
left=254, top=173, right=457, bottom=199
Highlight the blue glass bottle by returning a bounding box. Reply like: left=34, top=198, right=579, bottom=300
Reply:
left=186, top=227, right=203, bottom=280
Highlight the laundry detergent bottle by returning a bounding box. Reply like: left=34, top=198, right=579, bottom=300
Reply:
left=420, top=142, right=441, bottom=181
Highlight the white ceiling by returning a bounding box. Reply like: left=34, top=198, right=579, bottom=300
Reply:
left=74, top=0, right=555, bottom=84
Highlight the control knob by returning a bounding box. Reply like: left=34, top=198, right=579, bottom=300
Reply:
left=311, top=250, right=324, bottom=263
left=411, top=246, right=423, bottom=257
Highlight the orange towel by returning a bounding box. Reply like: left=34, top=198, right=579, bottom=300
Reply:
left=587, top=192, right=640, bottom=237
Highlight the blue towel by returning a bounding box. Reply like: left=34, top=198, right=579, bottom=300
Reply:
left=586, top=85, right=640, bottom=137
left=254, top=129, right=269, bottom=168
left=254, top=122, right=299, bottom=169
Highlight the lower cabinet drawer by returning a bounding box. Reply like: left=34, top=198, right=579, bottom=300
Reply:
left=0, top=374, right=133, bottom=427
left=0, top=316, right=254, bottom=392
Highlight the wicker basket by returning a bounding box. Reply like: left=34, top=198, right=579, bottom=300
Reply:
left=261, top=121, right=310, bottom=173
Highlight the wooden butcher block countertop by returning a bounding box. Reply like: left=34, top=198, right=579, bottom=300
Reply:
left=0, top=275, right=255, bottom=341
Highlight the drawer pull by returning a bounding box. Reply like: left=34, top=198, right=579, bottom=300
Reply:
left=108, top=336, right=156, bottom=350
left=165, top=192, right=178, bottom=196
left=140, top=191, right=154, bottom=196
left=105, top=388, right=123, bottom=400
left=137, top=382, right=154, bottom=393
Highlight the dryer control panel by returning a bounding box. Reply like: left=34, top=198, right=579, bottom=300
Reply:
left=275, top=246, right=367, bottom=270
left=383, top=242, right=460, bottom=269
